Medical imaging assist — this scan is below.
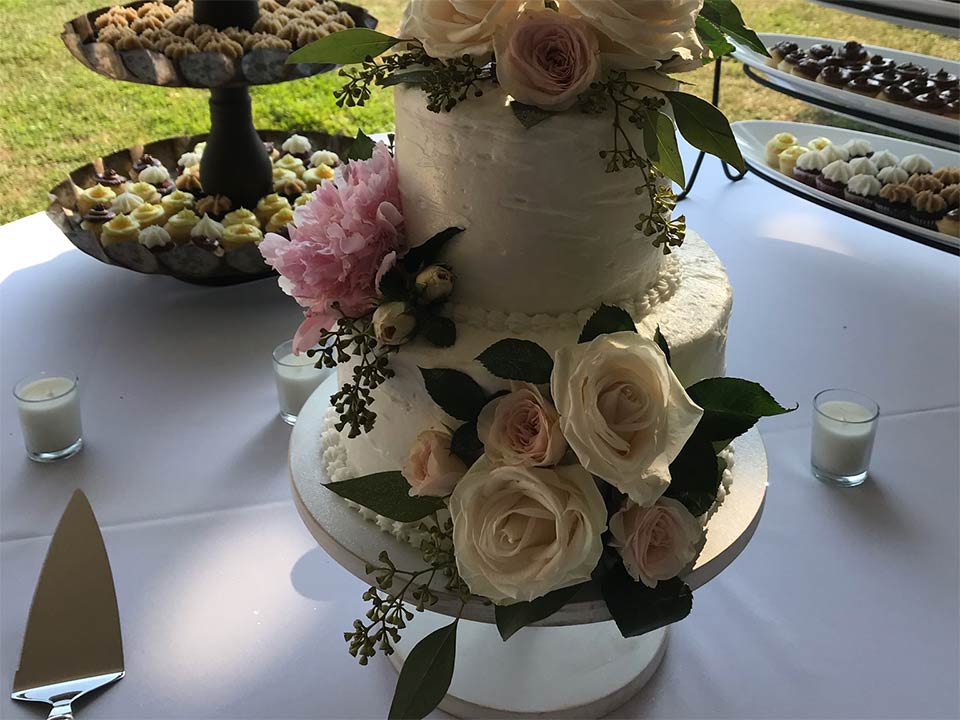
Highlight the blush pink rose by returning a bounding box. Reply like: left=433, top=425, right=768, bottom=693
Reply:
left=609, top=497, right=704, bottom=588
left=477, top=383, right=566, bottom=467
left=494, top=9, right=600, bottom=112
left=402, top=430, right=468, bottom=498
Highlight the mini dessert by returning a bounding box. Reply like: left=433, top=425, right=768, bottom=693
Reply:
left=294, top=192, right=312, bottom=207
left=932, top=69, right=959, bottom=91
left=130, top=153, right=163, bottom=181
left=272, top=167, right=297, bottom=185
left=275, top=176, right=307, bottom=198
left=176, top=166, right=203, bottom=193
left=263, top=141, right=281, bottom=162
left=164, top=208, right=201, bottom=243
left=222, top=223, right=264, bottom=250
left=849, top=156, right=878, bottom=177
left=78, top=184, right=116, bottom=216
left=138, top=225, right=175, bottom=252
left=778, top=50, right=806, bottom=75
left=111, top=190, right=145, bottom=215
left=161, top=190, right=195, bottom=217
left=223, top=208, right=261, bottom=228
left=866, top=54, right=895, bottom=73
left=766, top=132, right=796, bottom=166
left=808, top=137, right=832, bottom=152
left=128, top=181, right=161, bottom=205
left=768, top=40, right=800, bottom=66
left=793, top=150, right=828, bottom=187
left=842, top=63, right=872, bottom=79
left=876, top=183, right=916, bottom=220
left=819, top=143, right=849, bottom=164
left=870, top=69, right=903, bottom=87
left=845, top=76, right=883, bottom=96
left=880, top=84, right=914, bottom=106
left=303, top=164, right=335, bottom=191
left=190, top=213, right=225, bottom=248
left=130, top=202, right=166, bottom=228
left=842, top=138, right=872, bottom=158
left=871, top=149, right=899, bottom=170
left=937, top=208, right=960, bottom=236
left=275, top=154, right=306, bottom=178
left=778, top=145, right=809, bottom=176
left=901, top=78, right=937, bottom=97
left=94, top=168, right=128, bottom=193
left=900, top=154, right=933, bottom=175
left=896, top=62, right=928, bottom=81
left=817, top=159, right=854, bottom=197
left=266, top=207, right=296, bottom=235
left=100, top=214, right=141, bottom=246
left=808, top=43, right=834, bottom=60
left=282, top=134, right=313, bottom=162
left=80, top=204, right=116, bottom=237
left=255, top=193, right=291, bottom=225
left=843, top=174, right=881, bottom=209
left=945, top=99, right=960, bottom=119
left=196, top=194, right=232, bottom=218
left=877, top=166, right=908, bottom=186
left=911, top=189, right=947, bottom=229
left=818, top=65, right=853, bottom=88
left=793, top=59, right=822, bottom=80
left=837, top=41, right=868, bottom=63
left=138, top=165, right=175, bottom=194
left=906, top=173, right=943, bottom=194
left=939, top=184, right=960, bottom=210
left=915, top=92, right=953, bottom=115
left=310, top=149, right=340, bottom=168
left=941, top=85, right=960, bottom=102
left=178, top=151, right=201, bottom=170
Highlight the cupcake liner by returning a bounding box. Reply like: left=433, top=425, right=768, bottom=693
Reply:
left=816, top=176, right=845, bottom=198
left=793, top=168, right=820, bottom=187
left=843, top=190, right=875, bottom=210
left=911, top=210, right=946, bottom=230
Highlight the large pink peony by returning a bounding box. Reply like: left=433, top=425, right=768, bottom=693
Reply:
left=260, top=142, right=404, bottom=353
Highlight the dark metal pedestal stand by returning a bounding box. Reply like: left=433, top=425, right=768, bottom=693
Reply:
left=676, top=56, right=747, bottom=202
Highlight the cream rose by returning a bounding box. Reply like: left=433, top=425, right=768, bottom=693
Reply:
left=494, top=10, right=600, bottom=112
left=399, top=0, right=523, bottom=59
left=372, top=302, right=416, bottom=346
left=402, top=430, right=468, bottom=497
left=562, top=0, right=706, bottom=72
left=477, top=383, right=566, bottom=466
left=609, top=497, right=704, bottom=587
left=449, top=457, right=606, bottom=603
left=551, top=331, right=703, bottom=507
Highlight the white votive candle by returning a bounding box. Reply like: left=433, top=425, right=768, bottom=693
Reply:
left=272, top=340, right=331, bottom=425
left=14, top=373, right=84, bottom=462
left=811, top=389, right=879, bottom=487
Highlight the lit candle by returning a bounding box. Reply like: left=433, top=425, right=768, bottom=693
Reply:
left=811, top=389, right=879, bottom=487
left=14, top=373, right=84, bottom=462
left=272, top=340, right=331, bottom=425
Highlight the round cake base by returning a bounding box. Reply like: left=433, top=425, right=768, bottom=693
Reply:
left=388, top=618, right=667, bottom=719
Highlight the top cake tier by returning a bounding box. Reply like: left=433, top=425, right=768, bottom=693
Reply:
left=394, top=85, right=670, bottom=317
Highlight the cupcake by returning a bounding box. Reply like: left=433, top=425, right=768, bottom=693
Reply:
left=766, top=132, right=797, bottom=166
left=845, top=76, right=883, bottom=97
left=272, top=167, right=297, bottom=186
left=177, top=151, right=201, bottom=171
left=819, top=143, right=850, bottom=165
left=222, top=223, right=264, bottom=250
left=933, top=167, right=960, bottom=186
left=80, top=203, right=116, bottom=237
left=870, top=69, right=903, bottom=87
left=817, top=159, right=854, bottom=197
left=263, top=142, right=281, bottom=162
left=111, top=190, right=145, bottom=215
left=871, top=150, right=899, bottom=170
left=190, top=213, right=225, bottom=248
left=161, top=190, right=195, bottom=218
left=937, top=208, right=960, bottom=236
left=932, top=69, right=959, bottom=91
left=275, top=176, right=307, bottom=200
left=310, top=149, right=340, bottom=168
left=130, top=153, right=163, bottom=181
left=880, top=84, right=914, bottom=106
left=902, top=78, right=937, bottom=96
left=900, top=154, right=933, bottom=175
left=93, top=168, right=128, bottom=194
left=196, top=194, right=232, bottom=218
left=911, top=92, right=948, bottom=114
left=793, top=150, right=828, bottom=187
left=281, top=134, right=313, bottom=162
left=866, top=54, right=896, bottom=73
left=767, top=40, right=799, bottom=66
left=945, top=99, right=960, bottom=120
left=842, top=138, right=873, bottom=159
left=849, top=156, right=879, bottom=177
left=940, top=184, right=960, bottom=210
left=266, top=207, right=296, bottom=236
left=896, top=62, right=929, bottom=81
left=164, top=208, right=201, bottom=243
left=906, top=173, right=943, bottom=194
left=223, top=208, right=261, bottom=228
left=138, top=225, right=175, bottom=253
left=843, top=174, right=881, bottom=209
left=876, top=183, right=916, bottom=220
left=778, top=50, right=807, bottom=74
left=941, top=85, right=960, bottom=102
left=808, top=43, right=834, bottom=60
left=255, top=193, right=291, bottom=225
left=877, top=166, right=908, bottom=186
left=817, top=65, right=853, bottom=88
left=78, top=184, right=116, bottom=216
left=303, top=164, right=335, bottom=192
left=129, top=181, right=161, bottom=205
left=130, top=202, right=166, bottom=228
left=793, top=58, right=822, bottom=81
left=808, top=137, right=832, bottom=152
left=842, top=63, right=873, bottom=79
left=294, top=192, right=312, bottom=207
left=176, top=166, right=203, bottom=194
left=838, top=41, right=868, bottom=63
left=911, top=190, right=947, bottom=229
left=275, top=154, right=306, bottom=178
left=100, top=214, right=141, bottom=246
left=138, top=164, right=175, bottom=195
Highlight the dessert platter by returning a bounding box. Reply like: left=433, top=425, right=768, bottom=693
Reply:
left=736, top=120, right=960, bottom=253
left=805, top=0, right=960, bottom=35
left=731, top=34, right=959, bottom=147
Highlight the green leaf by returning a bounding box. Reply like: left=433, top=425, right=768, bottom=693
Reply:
left=418, top=313, right=457, bottom=348
left=347, top=129, right=376, bottom=161
left=476, top=339, right=554, bottom=384
left=510, top=101, right=554, bottom=129
left=420, top=368, right=488, bottom=421
left=654, top=326, right=671, bottom=366
left=665, top=430, right=720, bottom=517
left=495, top=583, right=586, bottom=641
left=402, top=227, right=464, bottom=272
left=287, top=28, right=400, bottom=65
left=450, top=420, right=484, bottom=466
left=325, top=471, right=444, bottom=522
left=700, top=0, right=769, bottom=57
left=388, top=619, right=458, bottom=720
left=663, top=91, right=744, bottom=172
left=687, top=377, right=796, bottom=443
left=642, top=110, right=685, bottom=188
left=579, top=304, right=637, bottom=343
left=601, top=563, right=693, bottom=638
left=379, top=69, right=437, bottom=87
left=695, top=15, right=736, bottom=59
left=377, top=266, right=410, bottom=302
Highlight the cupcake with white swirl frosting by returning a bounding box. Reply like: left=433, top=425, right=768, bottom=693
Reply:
left=817, top=160, right=854, bottom=197
left=844, top=174, right=882, bottom=209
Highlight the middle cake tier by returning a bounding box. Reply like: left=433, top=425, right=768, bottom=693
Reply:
left=338, top=230, right=731, bottom=478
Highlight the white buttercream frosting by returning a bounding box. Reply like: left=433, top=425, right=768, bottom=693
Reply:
left=310, top=149, right=340, bottom=168
left=822, top=160, right=854, bottom=183
left=178, top=151, right=201, bottom=169
left=877, top=166, right=908, bottom=185
left=819, top=144, right=849, bottom=164
left=848, top=157, right=878, bottom=177
left=111, top=191, right=144, bottom=214
left=871, top=150, right=899, bottom=170
left=899, top=154, right=932, bottom=174
left=191, top=213, right=224, bottom=239
left=847, top=174, right=881, bottom=197
left=139, top=165, right=170, bottom=185
left=282, top=134, right=312, bottom=155
left=842, top=138, right=872, bottom=157
left=796, top=151, right=828, bottom=172
left=138, top=225, right=172, bottom=249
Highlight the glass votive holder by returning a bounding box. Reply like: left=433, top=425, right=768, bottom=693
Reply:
left=13, top=372, right=84, bottom=463
left=272, top=340, right=332, bottom=425
left=811, top=389, right=879, bottom=487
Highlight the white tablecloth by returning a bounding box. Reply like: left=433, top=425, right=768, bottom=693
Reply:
left=2, top=145, right=958, bottom=719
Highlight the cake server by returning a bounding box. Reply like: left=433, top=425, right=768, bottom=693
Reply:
left=11, top=490, right=124, bottom=719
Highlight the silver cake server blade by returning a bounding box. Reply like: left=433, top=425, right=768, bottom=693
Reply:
left=12, top=490, right=124, bottom=719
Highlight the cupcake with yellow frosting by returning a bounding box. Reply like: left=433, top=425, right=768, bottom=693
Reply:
left=255, top=193, right=291, bottom=225
left=266, top=207, right=296, bottom=236
left=272, top=167, right=297, bottom=186
left=222, top=223, right=264, bottom=250
left=302, top=164, right=334, bottom=192
left=128, top=181, right=161, bottom=205
left=274, top=154, right=306, bottom=178
left=164, top=209, right=201, bottom=243
left=807, top=137, right=832, bottom=152
left=161, top=190, right=195, bottom=218
left=130, top=202, right=166, bottom=229
left=223, top=208, right=260, bottom=228
left=100, top=214, right=141, bottom=246
left=78, top=184, right=117, bottom=216
left=294, top=192, right=312, bottom=207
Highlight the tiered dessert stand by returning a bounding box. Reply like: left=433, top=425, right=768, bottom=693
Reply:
left=290, top=377, right=770, bottom=718
left=49, top=0, right=375, bottom=285
left=805, top=0, right=960, bottom=36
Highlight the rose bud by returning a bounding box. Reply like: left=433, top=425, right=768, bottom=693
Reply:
left=373, top=302, right=417, bottom=346
left=415, top=265, right=455, bottom=304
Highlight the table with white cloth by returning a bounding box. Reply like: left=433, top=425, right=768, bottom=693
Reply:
left=2, top=143, right=958, bottom=720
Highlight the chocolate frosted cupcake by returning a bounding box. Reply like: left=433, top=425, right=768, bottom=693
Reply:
left=876, top=183, right=916, bottom=220
left=866, top=54, right=896, bottom=73
left=937, top=208, right=960, bottom=236
left=931, top=69, right=958, bottom=91
left=871, top=69, right=903, bottom=87
left=896, top=62, right=929, bottom=81
left=808, top=43, right=834, bottom=60
left=94, top=168, right=128, bottom=194
left=838, top=41, right=868, bottom=63
left=818, top=65, right=853, bottom=88
left=844, top=174, right=881, bottom=209
left=845, top=76, right=883, bottom=97
left=793, top=58, right=822, bottom=80
left=817, top=159, right=854, bottom=197
left=940, top=184, right=960, bottom=211
left=902, top=78, right=938, bottom=96
left=80, top=203, right=116, bottom=237
left=768, top=40, right=799, bottom=66
left=912, top=92, right=949, bottom=114
left=778, top=50, right=806, bottom=74
left=794, top=149, right=828, bottom=187
left=843, top=63, right=873, bottom=79
left=130, top=153, right=163, bottom=181
left=911, top=190, right=947, bottom=229
left=881, top=83, right=915, bottom=106
left=940, top=84, right=960, bottom=102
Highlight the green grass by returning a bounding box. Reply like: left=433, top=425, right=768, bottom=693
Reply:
left=0, top=0, right=957, bottom=224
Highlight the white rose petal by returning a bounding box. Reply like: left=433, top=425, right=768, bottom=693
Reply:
left=399, top=0, right=524, bottom=59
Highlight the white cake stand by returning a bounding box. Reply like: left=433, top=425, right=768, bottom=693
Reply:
left=290, top=380, right=768, bottom=718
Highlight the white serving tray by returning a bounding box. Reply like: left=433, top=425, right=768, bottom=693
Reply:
left=731, top=33, right=959, bottom=147
left=805, top=0, right=960, bottom=35
left=733, top=119, right=960, bottom=253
